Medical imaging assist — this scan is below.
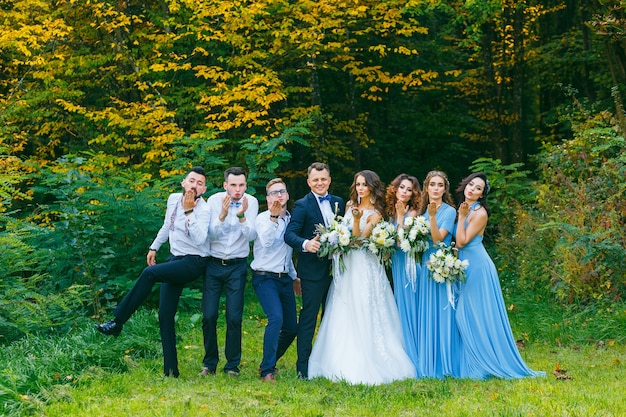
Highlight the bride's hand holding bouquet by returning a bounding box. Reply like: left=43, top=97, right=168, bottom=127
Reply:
left=367, top=219, right=398, bottom=267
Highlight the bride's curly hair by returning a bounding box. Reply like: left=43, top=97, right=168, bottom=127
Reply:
left=385, top=174, right=422, bottom=219
left=418, top=170, right=455, bottom=215
left=349, top=170, right=386, bottom=214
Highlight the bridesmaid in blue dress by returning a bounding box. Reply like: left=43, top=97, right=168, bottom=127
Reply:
left=454, top=172, right=545, bottom=379
left=386, top=174, right=422, bottom=369
left=415, top=170, right=461, bottom=378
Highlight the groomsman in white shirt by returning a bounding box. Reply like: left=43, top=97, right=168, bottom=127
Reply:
left=200, top=167, right=258, bottom=377
left=251, top=178, right=301, bottom=382
left=95, top=166, right=210, bottom=378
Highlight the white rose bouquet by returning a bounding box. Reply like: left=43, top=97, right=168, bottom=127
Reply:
left=426, top=242, right=469, bottom=308
left=316, top=215, right=354, bottom=274
left=397, top=216, right=430, bottom=264
left=397, top=216, right=430, bottom=291
left=426, top=242, right=469, bottom=284
left=367, top=220, right=398, bottom=267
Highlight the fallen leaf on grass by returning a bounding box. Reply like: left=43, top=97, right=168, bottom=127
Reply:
left=553, top=370, right=572, bottom=380
left=553, top=362, right=572, bottom=380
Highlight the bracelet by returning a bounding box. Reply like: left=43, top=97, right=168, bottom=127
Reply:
left=149, top=248, right=157, bottom=252
left=270, top=215, right=279, bottom=219
left=236, top=213, right=245, bottom=219
left=184, top=209, right=194, bottom=214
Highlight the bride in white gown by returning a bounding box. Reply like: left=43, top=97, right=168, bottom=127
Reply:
left=308, top=170, right=417, bottom=385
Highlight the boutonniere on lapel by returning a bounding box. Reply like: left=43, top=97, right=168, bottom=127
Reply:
left=334, top=201, right=339, bottom=216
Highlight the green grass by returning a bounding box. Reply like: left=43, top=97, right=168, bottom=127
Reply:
left=2, top=287, right=626, bottom=417
left=39, top=341, right=625, bottom=417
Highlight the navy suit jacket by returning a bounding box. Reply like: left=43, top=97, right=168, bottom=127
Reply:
left=285, top=192, right=345, bottom=282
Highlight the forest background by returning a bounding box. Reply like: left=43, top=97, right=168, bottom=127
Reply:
left=0, top=0, right=625, bottom=415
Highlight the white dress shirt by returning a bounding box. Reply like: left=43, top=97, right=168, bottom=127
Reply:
left=314, top=192, right=335, bottom=226
left=149, top=193, right=211, bottom=257
left=207, top=191, right=258, bottom=259
left=250, top=210, right=297, bottom=279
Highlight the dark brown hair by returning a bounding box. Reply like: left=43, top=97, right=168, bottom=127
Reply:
left=307, top=162, right=330, bottom=177
left=455, top=172, right=491, bottom=216
left=349, top=170, right=386, bottom=214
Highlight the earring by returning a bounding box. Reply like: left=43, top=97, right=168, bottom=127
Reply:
left=370, top=196, right=375, bottom=204
left=358, top=196, right=361, bottom=205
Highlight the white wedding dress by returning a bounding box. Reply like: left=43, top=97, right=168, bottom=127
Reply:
left=308, top=209, right=417, bottom=385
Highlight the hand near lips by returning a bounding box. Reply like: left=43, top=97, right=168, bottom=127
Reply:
left=182, top=190, right=199, bottom=212
left=427, top=202, right=439, bottom=217
left=395, top=200, right=408, bottom=218
left=219, top=195, right=248, bottom=221
left=269, top=200, right=282, bottom=217
left=458, top=201, right=470, bottom=218
left=237, top=196, right=249, bottom=217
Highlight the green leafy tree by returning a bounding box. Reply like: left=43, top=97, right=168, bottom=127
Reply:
left=497, top=109, right=626, bottom=305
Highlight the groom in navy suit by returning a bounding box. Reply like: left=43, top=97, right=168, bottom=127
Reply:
left=285, top=162, right=345, bottom=379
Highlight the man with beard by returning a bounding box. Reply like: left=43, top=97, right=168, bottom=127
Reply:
left=95, top=166, right=210, bottom=378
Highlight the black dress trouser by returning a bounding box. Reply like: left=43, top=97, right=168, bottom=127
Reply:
left=113, top=254, right=207, bottom=376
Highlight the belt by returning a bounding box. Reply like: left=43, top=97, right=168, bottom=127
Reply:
left=209, top=256, right=247, bottom=266
left=253, top=270, right=289, bottom=279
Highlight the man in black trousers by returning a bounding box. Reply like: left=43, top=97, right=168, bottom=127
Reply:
left=285, top=162, right=345, bottom=379
left=200, top=167, right=258, bottom=377
left=95, top=166, right=210, bottom=378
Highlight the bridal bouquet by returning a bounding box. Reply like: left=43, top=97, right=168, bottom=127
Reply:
left=397, top=216, right=430, bottom=291
left=397, top=216, right=430, bottom=264
left=316, top=215, right=353, bottom=274
left=426, top=242, right=469, bottom=284
left=367, top=220, right=397, bottom=266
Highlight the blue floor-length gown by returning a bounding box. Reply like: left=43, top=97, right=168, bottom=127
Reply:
left=455, top=203, right=545, bottom=379
left=415, top=203, right=461, bottom=378
left=391, top=217, right=419, bottom=369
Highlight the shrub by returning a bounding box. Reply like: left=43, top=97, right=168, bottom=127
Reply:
left=503, top=111, right=625, bottom=305
left=467, top=157, right=533, bottom=246
left=25, top=156, right=167, bottom=318
left=0, top=219, right=90, bottom=344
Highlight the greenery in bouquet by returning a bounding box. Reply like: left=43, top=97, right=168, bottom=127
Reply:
left=315, top=215, right=354, bottom=273
left=426, top=242, right=469, bottom=284
left=397, top=216, right=430, bottom=264
left=367, top=220, right=398, bottom=266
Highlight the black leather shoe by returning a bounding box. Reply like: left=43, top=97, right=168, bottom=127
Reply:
left=95, top=320, right=123, bottom=336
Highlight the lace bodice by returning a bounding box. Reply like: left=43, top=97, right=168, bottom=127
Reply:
left=345, top=208, right=378, bottom=233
